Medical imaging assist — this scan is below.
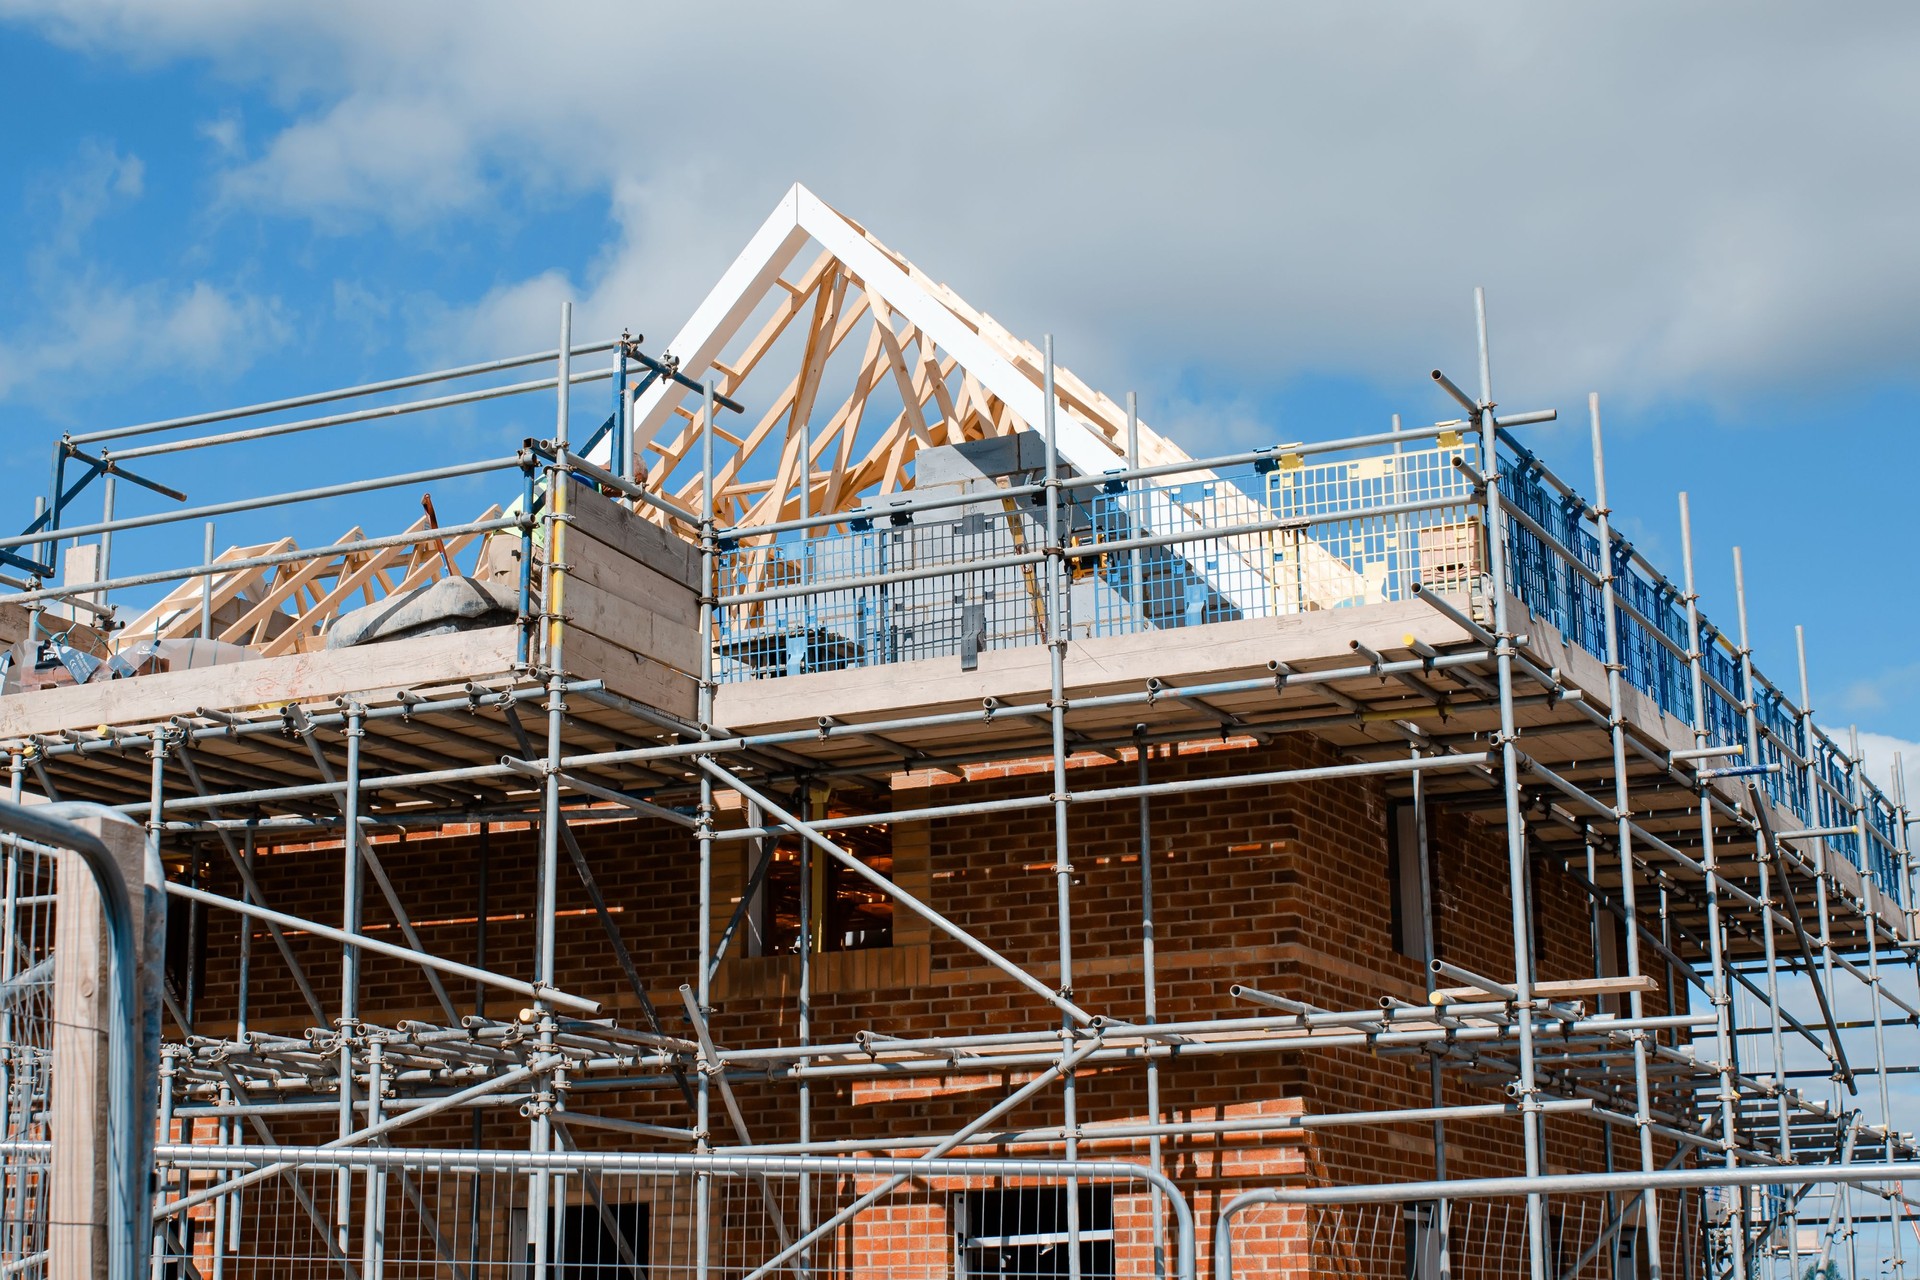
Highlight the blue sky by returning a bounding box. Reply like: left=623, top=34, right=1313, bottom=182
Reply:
left=2, top=4, right=1915, bottom=758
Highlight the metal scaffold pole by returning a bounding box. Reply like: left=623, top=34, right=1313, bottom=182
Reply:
left=1413, top=749, right=1452, bottom=1280
left=148, top=737, right=171, bottom=1280
left=1679, top=493, right=1747, bottom=1276
left=695, top=371, right=718, bottom=1280
left=1138, top=726, right=1166, bottom=1280
left=1852, top=723, right=1906, bottom=1280
left=797, top=792, right=814, bottom=1279
left=1467, top=287, right=1549, bottom=1280
left=0, top=752, right=19, bottom=1264
left=1588, top=394, right=1665, bottom=1280
left=1796, top=621, right=1857, bottom=1275
left=1041, top=334, right=1084, bottom=1280
left=529, top=300, right=573, bottom=1276
left=1733, top=546, right=1799, bottom=1280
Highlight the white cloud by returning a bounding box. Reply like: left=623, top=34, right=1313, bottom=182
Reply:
left=1838, top=663, right=1920, bottom=721
left=217, top=93, right=496, bottom=229
left=1149, top=386, right=1282, bottom=458
left=0, top=134, right=289, bottom=407
left=29, top=139, right=144, bottom=258
left=1854, top=730, right=1920, bottom=811
left=410, top=176, right=739, bottom=364
left=5, top=1, right=1920, bottom=413
left=197, top=111, right=243, bottom=158
left=0, top=274, right=288, bottom=404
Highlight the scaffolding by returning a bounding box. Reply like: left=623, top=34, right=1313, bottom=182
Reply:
left=0, top=196, right=1914, bottom=1280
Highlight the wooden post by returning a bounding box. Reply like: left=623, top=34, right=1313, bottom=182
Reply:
left=50, top=847, right=110, bottom=1279
left=49, top=813, right=157, bottom=1280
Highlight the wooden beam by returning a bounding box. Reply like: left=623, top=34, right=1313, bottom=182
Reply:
left=215, top=527, right=364, bottom=647
left=258, top=540, right=413, bottom=658
left=1432, top=975, right=1660, bottom=1004
left=816, top=323, right=889, bottom=517
left=904, top=324, right=961, bottom=444
left=125, top=541, right=291, bottom=640
left=767, top=267, right=846, bottom=524
left=715, top=250, right=834, bottom=397
left=656, top=292, right=872, bottom=519
left=867, top=296, right=933, bottom=448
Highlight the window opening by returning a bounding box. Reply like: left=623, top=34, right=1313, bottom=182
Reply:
left=1525, top=847, right=1543, bottom=974
left=1595, top=904, right=1628, bottom=1015
left=1403, top=1201, right=1443, bottom=1280
left=165, top=856, right=208, bottom=1024
left=754, top=803, right=894, bottom=955
left=1388, top=803, right=1427, bottom=961
left=1614, top=1223, right=1652, bottom=1280
left=511, top=1201, right=649, bottom=1279
left=955, top=1187, right=1115, bottom=1280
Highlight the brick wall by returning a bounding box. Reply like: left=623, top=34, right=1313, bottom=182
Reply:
left=181, top=729, right=1684, bottom=1275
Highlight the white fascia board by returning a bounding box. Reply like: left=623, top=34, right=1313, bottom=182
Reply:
left=628, top=183, right=813, bottom=453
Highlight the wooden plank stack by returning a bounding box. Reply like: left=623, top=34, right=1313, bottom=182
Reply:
left=484, top=477, right=704, bottom=722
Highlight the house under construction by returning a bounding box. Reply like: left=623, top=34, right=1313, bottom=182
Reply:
left=0, top=184, right=1914, bottom=1280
